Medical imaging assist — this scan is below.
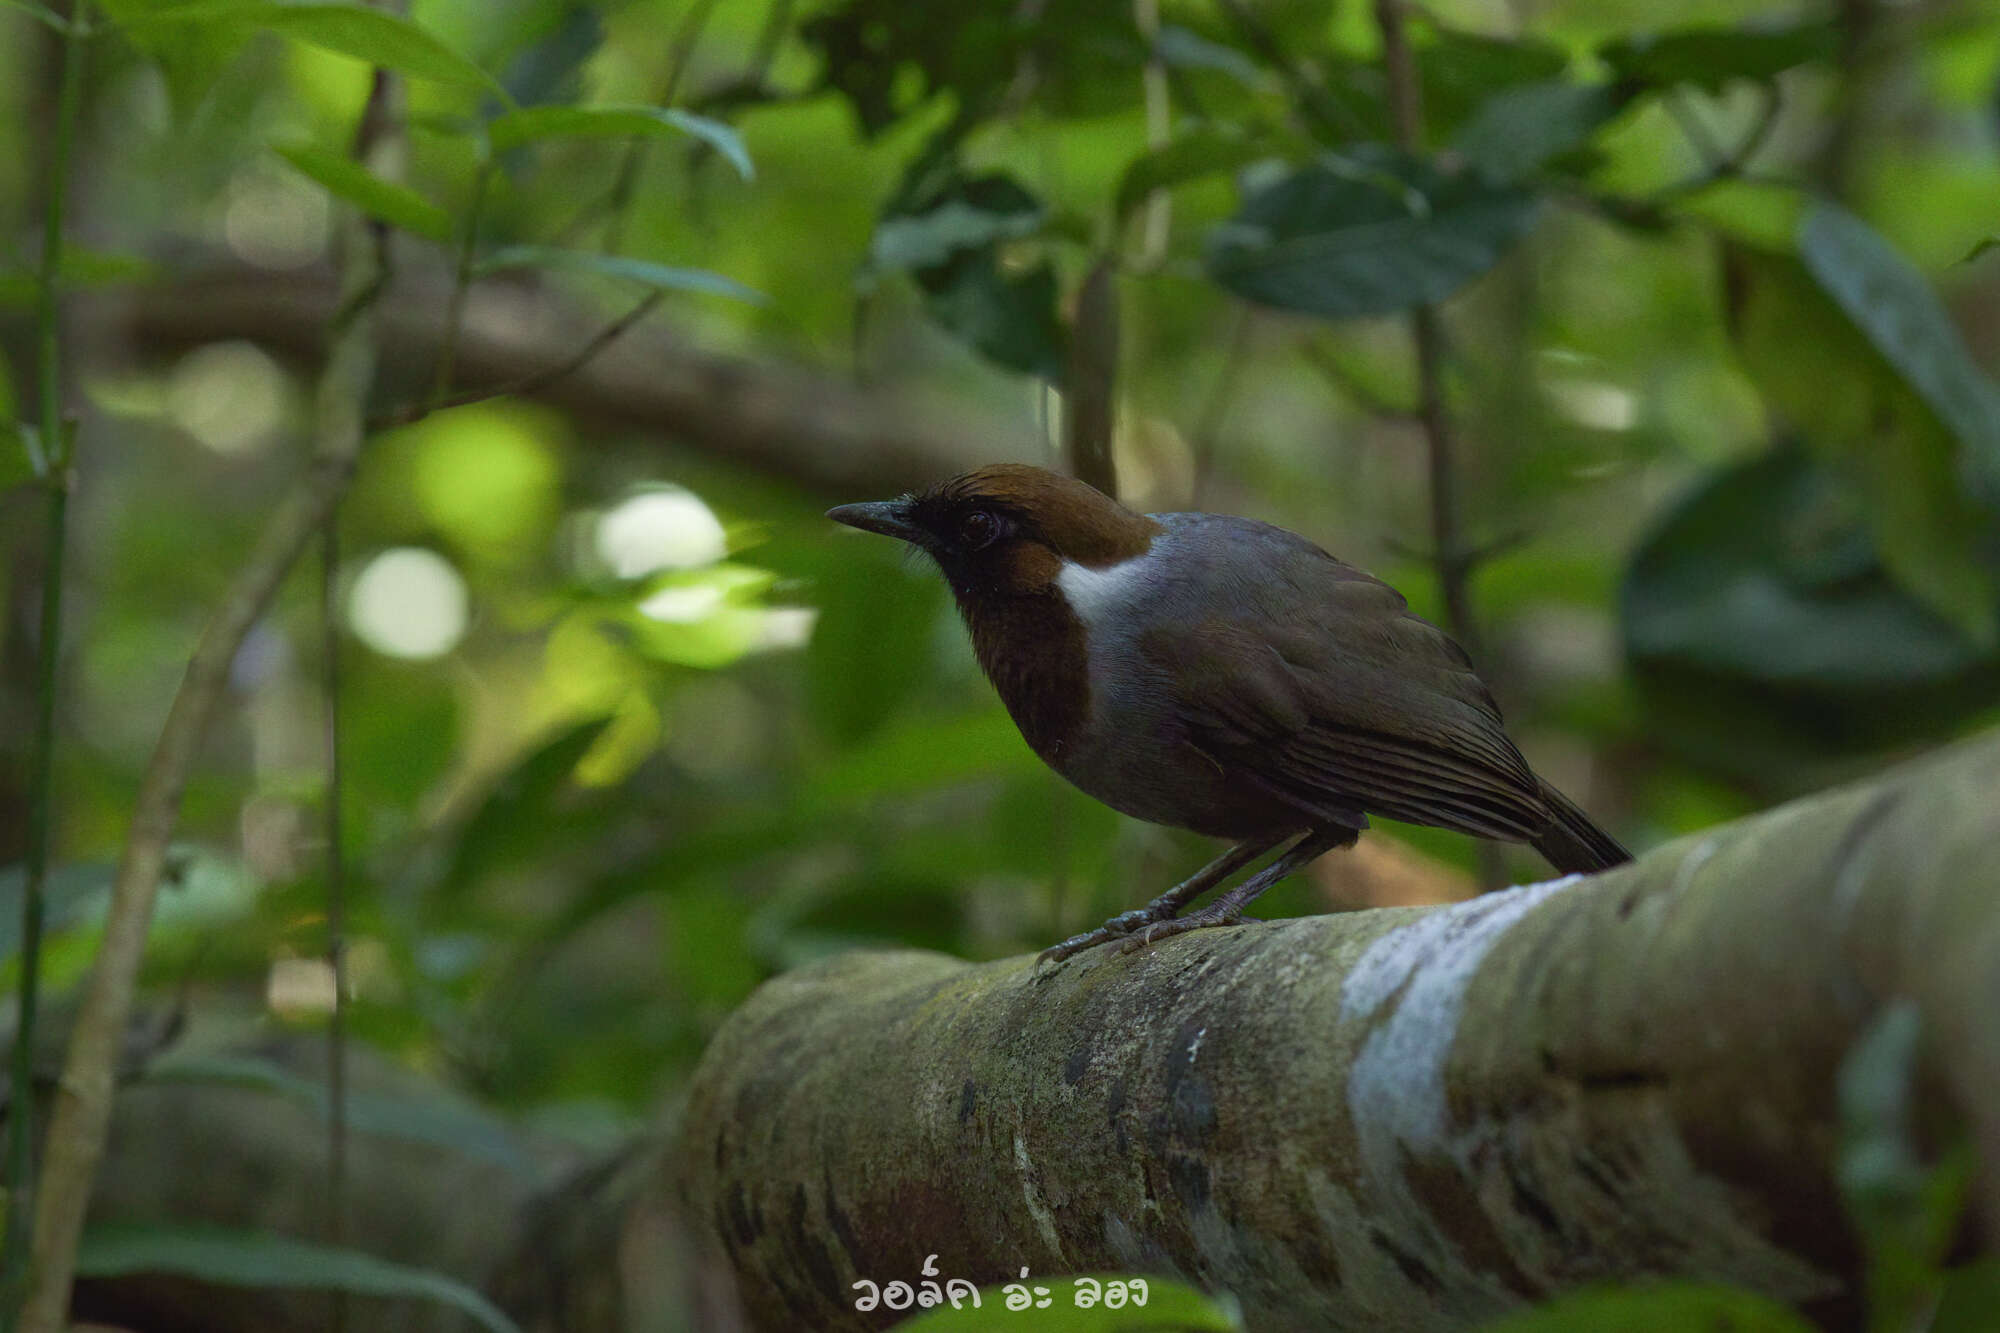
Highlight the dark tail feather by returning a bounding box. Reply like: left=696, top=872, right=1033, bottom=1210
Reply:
left=1529, top=780, right=1631, bottom=874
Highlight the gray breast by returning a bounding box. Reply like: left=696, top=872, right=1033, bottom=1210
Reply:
left=1051, top=514, right=1332, bottom=837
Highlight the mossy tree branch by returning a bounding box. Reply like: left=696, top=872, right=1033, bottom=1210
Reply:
left=677, top=730, right=2000, bottom=1331
left=35, top=731, right=2000, bottom=1332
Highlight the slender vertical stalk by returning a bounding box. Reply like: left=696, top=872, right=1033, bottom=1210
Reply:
left=1063, top=256, right=1119, bottom=498
left=1131, top=0, right=1171, bottom=270
left=320, top=516, right=349, bottom=1333
left=1372, top=0, right=1502, bottom=886
left=19, top=58, right=393, bottom=1333
left=3, top=5, right=89, bottom=1317
left=1188, top=305, right=1252, bottom=507
left=429, top=159, right=492, bottom=406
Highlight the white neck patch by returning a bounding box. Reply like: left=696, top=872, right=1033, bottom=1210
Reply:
left=1055, top=554, right=1151, bottom=627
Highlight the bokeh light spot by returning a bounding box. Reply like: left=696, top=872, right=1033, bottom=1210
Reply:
left=266, top=957, right=337, bottom=1019
left=348, top=547, right=469, bottom=660
left=168, top=341, right=289, bottom=455
left=637, top=584, right=726, bottom=623
left=754, top=607, right=818, bottom=651
left=596, top=487, right=728, bottom=578
left=406, top=404, right=562, bottom=562
left=224, top=168, right=330, bottom=270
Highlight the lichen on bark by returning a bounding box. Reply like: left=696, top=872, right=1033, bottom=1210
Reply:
left=679, top=732, right=2000, bottom=1331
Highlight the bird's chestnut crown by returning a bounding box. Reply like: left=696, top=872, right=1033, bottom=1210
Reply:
left=827, top=464, right=1162, bottom=595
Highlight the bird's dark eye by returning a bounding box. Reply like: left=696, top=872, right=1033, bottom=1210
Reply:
left=958, top=509, right=1001, bottom=550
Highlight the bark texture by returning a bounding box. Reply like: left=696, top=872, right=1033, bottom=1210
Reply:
left=678, top=730, right=2000, bottom=1331
left=38, top=730, right=2000, bottom=1331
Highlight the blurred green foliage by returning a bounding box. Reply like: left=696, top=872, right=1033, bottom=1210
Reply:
left=1, top=0, right=1998, bottom=1321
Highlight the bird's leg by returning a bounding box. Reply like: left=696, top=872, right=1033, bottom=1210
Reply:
left=1038, top=834, right=1284, bottom=964
left=1118, top=824, right=1359, bottom=954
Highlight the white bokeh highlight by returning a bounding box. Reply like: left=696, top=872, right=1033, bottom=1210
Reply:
left=347, top=547, right=469, bottom=660
left=169, top=341, right=288, bottom=455
left=637, top=584, right=727, bottom=623
left=596, top=488, right=728, bottom=578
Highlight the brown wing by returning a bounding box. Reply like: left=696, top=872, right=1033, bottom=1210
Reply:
left=1140, top=570, right=1550, bottom=841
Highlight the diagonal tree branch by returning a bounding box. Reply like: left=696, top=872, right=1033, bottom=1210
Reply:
left=102, top=260, right=1035, bottom=495
left=33, top=732, right=2000, bottom=1332
left=676, top=729, right=2000, bottom=1331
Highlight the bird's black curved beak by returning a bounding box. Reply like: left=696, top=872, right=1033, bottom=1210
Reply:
left=826, top=500, right=924, bottom=545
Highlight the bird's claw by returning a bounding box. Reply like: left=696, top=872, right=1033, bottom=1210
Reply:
left=1116, top=908, right=1246, bottom=954
left=1037, top=904, right=1176, bottom=964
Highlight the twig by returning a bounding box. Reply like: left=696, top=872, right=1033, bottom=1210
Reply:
left=368, top=289, right=664, bottom=432
left=1216, top=0, right=1363, bottom=140
left=567, top=0, right=721, bottom=254
left=1371, top=0, right=1501, bottom=888
left=1189, top=304, right=1253, bottom=507
left=18, top=65, right=394, bottom=1333
left=1663, top=89, right=1727, bottom=174
left=0, top=0, right=75, bottom=35
left=747, top=0, right=792, bottom=75
left=1381, top=526, right=1529, bottom=574
left=1647, top=82, right=1786, bottom=206
left=1731, top=82, right=1783, bottom=177
left=1063, top=255, right=1119, bottom=497
left=1372, top=0, right=1478, bottom=649
left=2, top=4, right=87, bottom=1318
left=429, top=158, right=492, bottom=405
left=1817, top=0, right=1879, bottom=198
left=320, top=511, right=350, bottom=1333
left=1129, top=0, right=1172, bottom=271
left=1300, top=338, right=1417, bottom=421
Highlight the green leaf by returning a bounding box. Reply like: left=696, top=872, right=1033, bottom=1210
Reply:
left=1730, top=235, right=2000, bottom=644
left=1416, top=28, right=1571, bottom=138
left=0, top=0, right=69, bottom=32
left=1599, top=21, right=1838, bottom=94
left=1451, top=81, right=1629, bottom=182
left=0, top=248, right=164, bottom=305
left=275, top=143, right=452, bottom=242
left=91, top=0, right=255, bottom=120
left=0, top=862, right=115, bottom=961
left=889, top=1274, right=1240, bottom=1330
left=1114, top=127, right=1283, bottom=223
left=144, top=1054, right=540, bottom=1174
left=474, top=245, right=767, bottom=304
left=802, top=0, right=1143, bottom=140
left=1936, top=1260, right=2000, bottom=1332
left=76, top=1224, right=521, bottom=1333
left=1152, top=25, right=1262, bottom=84
left=486, top=104, right=752, bottom=180
left=1481, top=1280, right=1814, bottom=1331
left=871, top=174, right=1046, bottom=273
left=870, top=166, right=1065, bottom=378
left=441, top=716, right=613, bottom=899
left=917, top=249, right=1066, bottom=381
left=2, top=425, right=39, bottom=492
left=1838, top=1002, right=1974, bottom=1332
left=124, top=2, right=504, bottom=93
left=1622, top=448, right=1996, bottom=694
left=1798, top=202, right=2000, bottom=503
left=1960, top=237, right=1998, bottom=266
left=1206, top=145, right=1538, bottom=319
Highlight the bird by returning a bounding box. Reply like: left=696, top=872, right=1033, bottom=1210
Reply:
left=826, top=464, right=1630, bottom=960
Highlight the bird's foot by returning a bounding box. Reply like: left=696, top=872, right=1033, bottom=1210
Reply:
left=1037, top=904, right=1175, bottom=964
left=1117, top=905, right=1255, bottom=954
